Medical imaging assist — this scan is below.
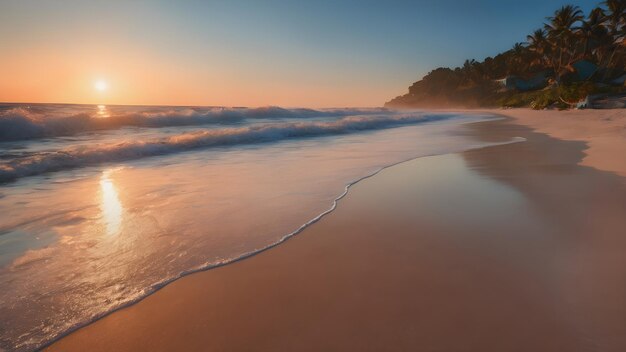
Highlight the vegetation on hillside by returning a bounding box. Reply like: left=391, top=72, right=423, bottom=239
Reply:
left=386, top=1, right=626, bottom=109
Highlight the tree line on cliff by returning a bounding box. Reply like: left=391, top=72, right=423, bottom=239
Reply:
left=386, top=1, right=626, bottom=109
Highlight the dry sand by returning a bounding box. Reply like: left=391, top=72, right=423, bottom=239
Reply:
left=488, top=108, right=626, bottom=176
left=46, top=113, right=626, bottom=352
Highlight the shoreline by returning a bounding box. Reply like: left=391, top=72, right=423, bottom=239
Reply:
left=31, top=117, right=510, bottom=352
left=47, top=112, right=626, bottom=351
left=490, top=108, right=626, bottom=177
left=36, top=135, right=498, bottom=352
left=449, top=108, right=626, bottom=177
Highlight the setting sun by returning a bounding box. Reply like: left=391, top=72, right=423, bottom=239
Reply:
left=94, top=80, right=108, bottom=92
left=1, top=1, right=626, bottom=351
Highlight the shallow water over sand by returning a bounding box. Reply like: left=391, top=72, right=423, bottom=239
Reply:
left=46, top=120, right=626, bottom=352
left=0, top=105, right=502, bottom=351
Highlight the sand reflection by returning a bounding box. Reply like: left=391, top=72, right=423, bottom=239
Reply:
left=99, top=170, right=123, bottom=235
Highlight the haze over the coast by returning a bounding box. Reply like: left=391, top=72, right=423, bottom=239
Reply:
left=0, top=0, right=602, bottom=107
left=1, top=1, right=625, bottom=352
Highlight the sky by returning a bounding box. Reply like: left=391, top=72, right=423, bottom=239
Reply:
left=0, top=0, right=601, bottom=108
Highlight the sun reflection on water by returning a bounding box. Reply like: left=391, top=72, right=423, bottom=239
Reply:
left=96, top=104, right=110, bottom=118
left=99, top=170, right=123, bottom=235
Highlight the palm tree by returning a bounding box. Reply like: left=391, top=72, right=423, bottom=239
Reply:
left=602, top=0, right=626, bottom=74
left=603, top=0, right=625, bottom=36
left=578, top=8, right=609, bottom=62
left=545, top=5, right=584, bottom=37
left=527, top=29, right=550, bottom=66
left=544, top=5, right=584, bottom=78
left=509, top=43, right=530, bottom=74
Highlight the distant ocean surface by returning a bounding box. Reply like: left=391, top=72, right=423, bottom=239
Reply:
left=0, top=103, right=501, bottom=351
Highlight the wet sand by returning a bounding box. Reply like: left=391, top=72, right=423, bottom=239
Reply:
left=487, top=108, right=626, bottom=177
left=46, top=117, right=626, bottom=351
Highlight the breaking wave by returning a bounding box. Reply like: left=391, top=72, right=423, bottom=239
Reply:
left=0, top=106, right=391, bottom=142
left=0, top=113, right=455, bottom=182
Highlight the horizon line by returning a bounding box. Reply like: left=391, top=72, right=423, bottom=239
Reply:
left=0, top=100, right=385, bottom=110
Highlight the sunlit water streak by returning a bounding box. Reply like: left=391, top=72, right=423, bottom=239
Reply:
left=99, top=170, right=123, bottom=236
left=0, top=104, right=506, bottom=351
left=96, top=105, right=110, bottom=118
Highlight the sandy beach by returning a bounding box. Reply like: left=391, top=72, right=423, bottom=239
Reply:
left=3, top=1, right=626, bottom=350
left=488, top=109, right=626, bottom=177
left=45, top=109, right=626, bottom=352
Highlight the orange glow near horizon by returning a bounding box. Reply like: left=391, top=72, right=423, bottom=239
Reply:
left=0, top=44, right=394, bottom=108
left=0, top=3, right=405, bottom=108
left=96, top=104, right=110, bottom=118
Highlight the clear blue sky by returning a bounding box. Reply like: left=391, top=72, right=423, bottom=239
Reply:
left=0, top=0, right=602, bottom=107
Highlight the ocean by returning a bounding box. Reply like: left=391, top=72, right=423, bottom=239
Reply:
left=0, top=103, right=503, bottom=351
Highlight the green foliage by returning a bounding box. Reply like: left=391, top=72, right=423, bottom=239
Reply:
left=386, top=0, right=626, bottom=109
left=558, top=82, right=598, bottom=102
left=496, top=89, right=561, bottom=109
left=496, top=82, right=625, bottom=109
left=498, top=90, right=547, bottom=108
left=531, top=90, right=564, bottom=110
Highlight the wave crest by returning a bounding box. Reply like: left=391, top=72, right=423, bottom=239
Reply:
left=0, top=113, right=454, bottom=182
left=0, top=106, right=391, bottom=142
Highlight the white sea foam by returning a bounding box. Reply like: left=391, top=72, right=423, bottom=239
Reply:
left=0, top=107, right=509, bottom=352
left=0, top=106, right=391, bottom=142
left=0, top=113, right=455, bottom=182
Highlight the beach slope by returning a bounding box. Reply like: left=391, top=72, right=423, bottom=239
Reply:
left=47, top=114, right=626, bottom=352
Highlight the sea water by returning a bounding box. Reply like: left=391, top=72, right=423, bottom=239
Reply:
left=0, top=103, right=502, bottom=351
